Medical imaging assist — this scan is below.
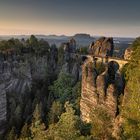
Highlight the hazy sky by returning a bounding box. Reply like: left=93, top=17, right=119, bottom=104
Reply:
left=0, top=0, right=140, bottom=37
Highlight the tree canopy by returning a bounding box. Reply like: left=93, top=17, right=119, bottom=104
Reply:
left=122, top=37, right=140, bottom=139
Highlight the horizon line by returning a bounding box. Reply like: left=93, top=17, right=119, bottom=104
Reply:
left=0, top=33, right=137, bottom=39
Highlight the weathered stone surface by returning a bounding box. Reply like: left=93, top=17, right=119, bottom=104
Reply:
left=61, top=40, right=82, bottom=83
left=61, top=62, right=70, bottom=73
left=0, top=47, right=58, bottom=134
left=124, top=47, right=133, bottom=60
left=62, top=38, right=76, bottom=54
left=0, top=84, right=7, bottom=135
left=80, top=61, right=98, bottom=122
left=72, top=62, right=81, bottom=82
left=89, top=37, right=114, bottom=57
left=69, top=38, right=76, bottom=53
left=80, top=57, right=125, bottom=138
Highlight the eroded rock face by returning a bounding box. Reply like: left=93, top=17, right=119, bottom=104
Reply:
left=0, top=48, right=58, bottom=134
left=0, top=85, right=7, bottom=135
left=80, top=62, right=98, bottom=122
left=89, top=37, right=114, bottom=57
left=62, top=38, right=76, bottom=55
left=61, top=54, right=82, bottom=83
left=60, top=39, right=82, bottom=83
left=80, top=59, right=124, bottom=137
left=69, top=38, right=76, bottom=53
left=124, top=47, right=133, bottom=60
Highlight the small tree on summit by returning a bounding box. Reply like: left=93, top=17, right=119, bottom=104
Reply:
left=29, top=35, right=38, bottom=47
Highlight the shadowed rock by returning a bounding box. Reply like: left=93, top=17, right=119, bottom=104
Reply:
left=0, top=47, right=58, bottom=134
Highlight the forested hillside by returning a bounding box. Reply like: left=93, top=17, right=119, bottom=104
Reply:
left=0, top=36, right=140, bottom=140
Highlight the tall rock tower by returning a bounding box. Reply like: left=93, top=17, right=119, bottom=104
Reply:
left=69, top=38, right=76, bottom=53
left=80, top=59, right=124, bottom=122
left=80, top=37, right=125, bottom=138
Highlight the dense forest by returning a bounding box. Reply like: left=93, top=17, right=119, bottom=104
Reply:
left=0, top=36, right=140, bottom=140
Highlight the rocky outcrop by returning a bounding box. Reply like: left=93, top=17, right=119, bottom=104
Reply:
left=124, top=47, right=133, bottom=60
left=60, top=39, right=82, bottom=83
left=0, top=85, right=7, bottom=135
left=61, top=53, right=82, bottom=83
left=80, top=58, right=124, bottom=137
left=0, top=47, right=58, bottom=134
left=89, top=37, right=114, bottom=57
left=62, top=38, right=76, bottom=54
left=80, top=61, right=98, bottom=122
left=0, top=38, right=81, bottom=134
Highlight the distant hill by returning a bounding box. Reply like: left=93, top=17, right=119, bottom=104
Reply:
left=72, top=33, right=93, bottom=39
left=69, top=33, right=95, bottom=47
left=36, top=34, right=95, bottom=47
left=0, top=34, right=135, bottom=48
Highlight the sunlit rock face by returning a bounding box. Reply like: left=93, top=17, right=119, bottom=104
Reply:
left=124, top=47, right=133, bottom=60
left=89, top=37, right=114, bottom=57
left=0, top=47, right=58, bottom=134
left=80, top=59, right=124, bottom=125
left=80, top=62, right=98, bottom=122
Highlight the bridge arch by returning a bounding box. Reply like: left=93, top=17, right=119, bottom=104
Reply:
left=86, top=55, right=128, bottom=70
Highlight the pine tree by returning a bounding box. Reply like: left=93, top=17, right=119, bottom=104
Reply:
left=48, top=101, right=63, bottom=124
left=30, top=104, right=47, bottom=140
left=46, top=102, right=81, bottom=140
left=20, top=123, right=31, bottom=139
left=7, top=127, right=17, bottom=140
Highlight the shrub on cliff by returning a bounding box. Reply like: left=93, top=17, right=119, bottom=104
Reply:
left=77, top=46, right=88, bottom=55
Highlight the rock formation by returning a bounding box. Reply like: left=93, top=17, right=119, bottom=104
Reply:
left=69, top=38, right=76, bottom=53
left=0, top=38, right=81, bottom=134
left=0, top=47, right=58, bottom=134
left=0, top=85, right=7, bottom=135
left=89, top=37, right=114, bottom=57
left=60, top=39, right=82, bottom=82
left=80, top=58, right=124, bottom=137
left=62, top=38, right=76, bottom=54
left=61, top=54, right=82, bottom=83
left=124, top=47, right=133, bottom=60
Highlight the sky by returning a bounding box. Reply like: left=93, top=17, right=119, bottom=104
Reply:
left=0, top=0, right=140, bottom=37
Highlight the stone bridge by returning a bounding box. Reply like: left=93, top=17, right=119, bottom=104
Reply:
left=86, top=55, right=128, bottom=69
left=73, top=53, right=129, bottom=69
